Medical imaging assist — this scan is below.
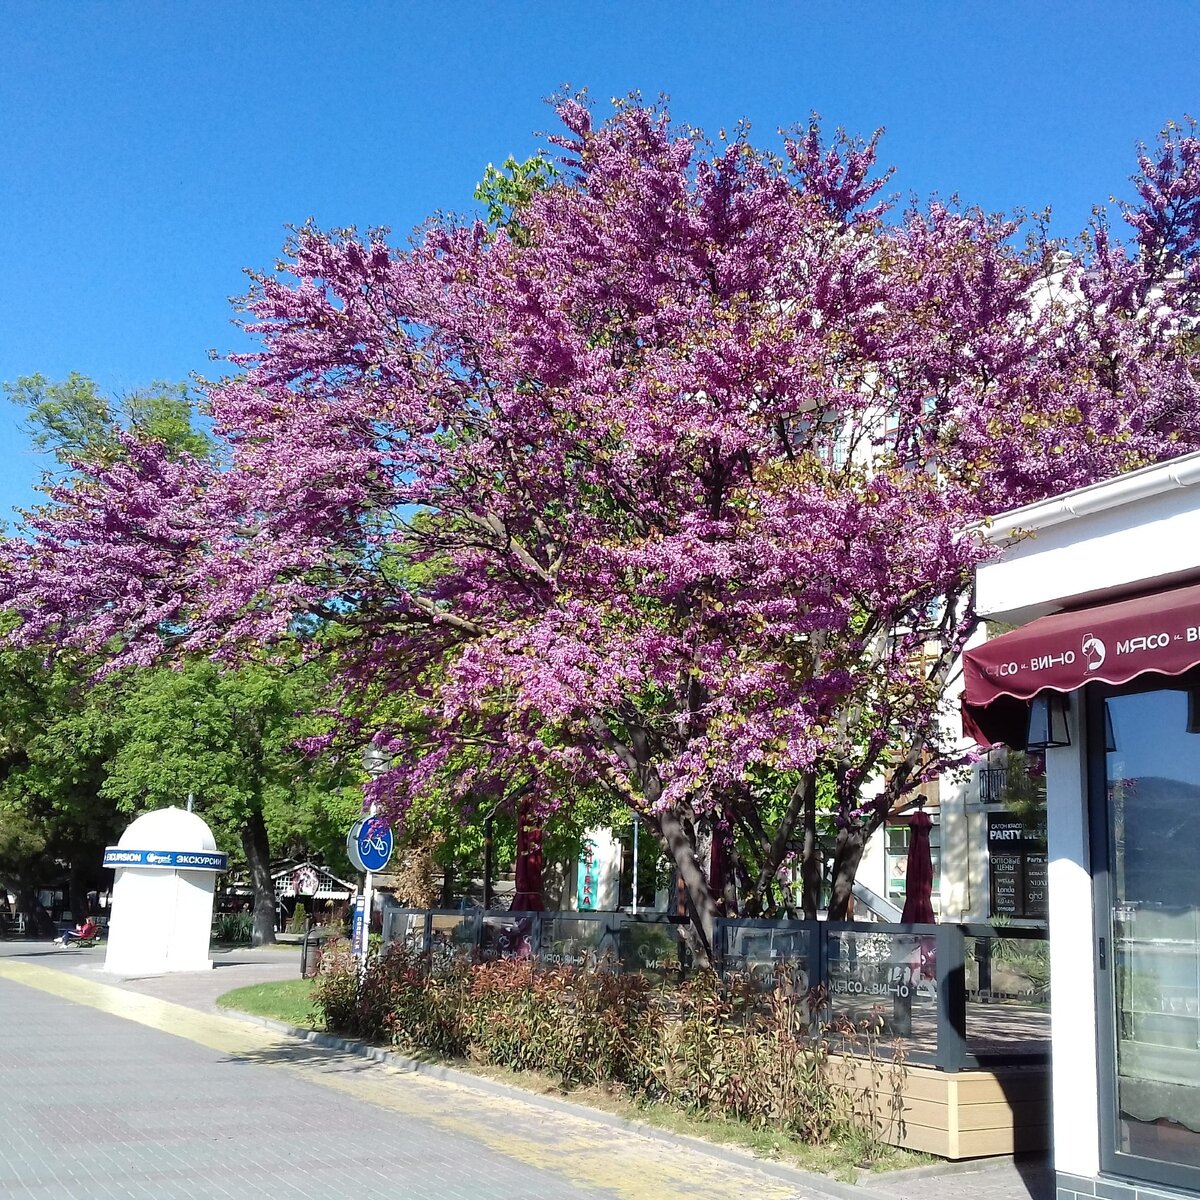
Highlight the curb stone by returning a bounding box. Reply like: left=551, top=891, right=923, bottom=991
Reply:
left=223, top=1008, right=876, bottom=1200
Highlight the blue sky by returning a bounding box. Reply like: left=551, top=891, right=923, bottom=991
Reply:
left=2, top=1, right=1199, bottom=523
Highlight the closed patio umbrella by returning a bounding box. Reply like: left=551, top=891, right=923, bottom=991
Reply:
left=511, top=797, right=544, bottom=912
left=901, top=806, right=936, bottom=983
left=901, top=808, right=936, bottom=925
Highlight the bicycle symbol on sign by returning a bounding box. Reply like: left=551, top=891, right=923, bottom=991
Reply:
left=361, top=831, right=389, bottom=855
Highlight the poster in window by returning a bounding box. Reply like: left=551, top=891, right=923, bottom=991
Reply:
left=987, top=813, right=1047, bottom=919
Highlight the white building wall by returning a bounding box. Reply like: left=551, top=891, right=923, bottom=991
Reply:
left=976, top=454, right=1200, bottom=623
left=856, top=829, right=888, bottom=910
left=106, top=867, right=217, bottom=974
left=937, top=769, right=971, bottom=920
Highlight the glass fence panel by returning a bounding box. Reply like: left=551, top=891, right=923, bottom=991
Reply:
left=616, top=918, right=690, bottom=983
left=381, top=908, right=427, bottom=952
left=427, top=912, right=477, bottom=962
left=538, top=914, right=615, bottom=968
left=965, top=931, right=1051, bottom=1060
left=718, top=922, right=813, bottom=994
left=478, top=912, right=538, bottom=960
left=371, top=908, right=1044, bottom=1070
left=825, top=926, right=939, bottom=1056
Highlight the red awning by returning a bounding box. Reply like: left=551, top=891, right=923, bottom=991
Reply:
left=962, top=581, right=1200, bottom=747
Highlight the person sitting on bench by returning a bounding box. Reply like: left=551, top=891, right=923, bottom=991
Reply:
left=56, top=917, right=98, bottom=945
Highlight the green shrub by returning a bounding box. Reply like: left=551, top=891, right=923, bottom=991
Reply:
left=311, top=938, right=360, bottom=1032
left=286, top=903, right=308, bottom=934
left=313, top=940, right=470, bottom=1054
left=213, top=913, right=253, bottom=944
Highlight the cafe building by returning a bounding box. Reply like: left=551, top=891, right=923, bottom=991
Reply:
left=961, top=449, right=1200, bottom=1200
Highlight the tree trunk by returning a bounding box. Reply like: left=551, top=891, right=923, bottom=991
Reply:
left=69, top=858, right=88, bottom=921
left=800, top=782, right=821, bottom=920
left=241, top=810, right=276, bottom=946
left=659, top=808, right=719, bottom=967
left=826, top=823, right=867, bottom=921
left=16, top=881, right=55, bottom=937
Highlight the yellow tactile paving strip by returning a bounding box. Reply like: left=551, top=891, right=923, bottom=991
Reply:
left=0, top=958, right=806, bottom=1200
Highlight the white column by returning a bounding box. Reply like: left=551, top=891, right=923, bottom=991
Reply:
left=939, top=770, right=971, bottom=920
left=1045, top=698, right=1100, bottom=1178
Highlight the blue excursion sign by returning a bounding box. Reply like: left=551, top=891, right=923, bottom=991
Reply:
left=352, top=896, right=367, bottom=957
left=347, top=817, right=394, bottom=873
left=102, top=848, right=229, bottom=871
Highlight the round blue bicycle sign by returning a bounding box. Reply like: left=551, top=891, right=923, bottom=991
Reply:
left=347, top=817, right=394, bottom=873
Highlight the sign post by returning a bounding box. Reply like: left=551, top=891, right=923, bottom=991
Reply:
left=346, top=815, right=394, bottom=963
left=349, top=746, right=394, bottom=965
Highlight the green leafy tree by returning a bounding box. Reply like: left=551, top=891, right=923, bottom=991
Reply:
left=0, top=640, right=123, bottom=932
left=1, top=376, right=358, bottom=941
left=101, top=658, right=339, bottom=945
left=5, top=372, right=213, bottom=469
left=474, top=153, right=559, bottom=245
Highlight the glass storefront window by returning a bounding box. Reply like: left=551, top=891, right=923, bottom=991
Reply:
left=1104, top=686, right=1200, bottom=1179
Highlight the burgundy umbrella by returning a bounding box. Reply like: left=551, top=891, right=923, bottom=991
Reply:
left=511, top=796, right=544, bottom=912
left=900, top=808, right=936, bottom=925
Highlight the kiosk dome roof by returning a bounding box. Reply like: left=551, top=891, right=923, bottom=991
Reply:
left=116, top=806, right=218, bottom=853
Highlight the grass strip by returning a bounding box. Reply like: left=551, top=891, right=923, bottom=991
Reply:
left=216, top=978, right=321, bottom=1029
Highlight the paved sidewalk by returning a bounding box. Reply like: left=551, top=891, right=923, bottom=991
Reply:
left=19, top=940, right=303, bottom=1010
left=0, top=950, right=810, bottom=1200
left=0, top=940, right=1055, bottom=1200
left=856, top=1157, right=1053, bottom=1199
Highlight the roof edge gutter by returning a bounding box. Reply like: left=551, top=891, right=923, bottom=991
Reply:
left=975, top=453, right=1200, bottom=544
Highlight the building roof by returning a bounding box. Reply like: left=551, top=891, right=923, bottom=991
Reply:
left=981, top=449, right=1200, bottom=543
left=271, top=861, right=354, bottom=901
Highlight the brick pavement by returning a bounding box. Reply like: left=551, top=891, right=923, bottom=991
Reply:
left=0, top=941, right=1056, bottom=1200
left=0, top=951, right=812, bottom=1200
left=20, top=941, right=302, bottom=1010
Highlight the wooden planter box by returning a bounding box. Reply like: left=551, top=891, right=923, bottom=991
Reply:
left=833, top=1057, right=1050, bottom=1159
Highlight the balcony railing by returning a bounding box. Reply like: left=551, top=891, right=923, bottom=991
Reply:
left=979, top=766, right=1009, bottom=803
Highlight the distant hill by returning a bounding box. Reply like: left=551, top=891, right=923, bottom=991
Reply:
left=1115, top=776, right=1200, bottom=908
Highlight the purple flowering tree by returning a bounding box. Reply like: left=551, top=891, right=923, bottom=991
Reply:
left=4, top=101, right=1200, bottom=960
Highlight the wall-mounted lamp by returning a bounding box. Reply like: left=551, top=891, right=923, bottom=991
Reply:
left=1027, top=692, right=1071, bottom=750
left=362, top=745, right=390, bottom=778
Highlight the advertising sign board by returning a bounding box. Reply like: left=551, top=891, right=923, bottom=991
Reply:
left=351, top=896, right=367, bottom=958
left=576, top=839, right=599, bottom=911
left=102, top=848, right=228, bottom=871
left=987, top=813, right=1047, bottom=919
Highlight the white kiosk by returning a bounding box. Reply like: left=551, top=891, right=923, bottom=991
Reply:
left=102, top=807, right=228, bottom=975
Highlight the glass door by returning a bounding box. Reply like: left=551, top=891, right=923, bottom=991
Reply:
left=1095, top=682, right=1200, bottom=1190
